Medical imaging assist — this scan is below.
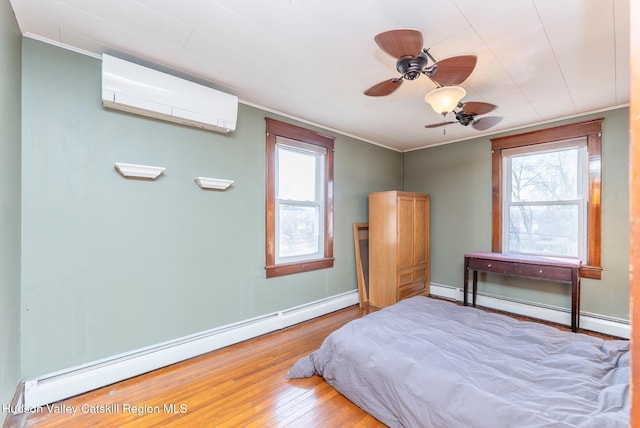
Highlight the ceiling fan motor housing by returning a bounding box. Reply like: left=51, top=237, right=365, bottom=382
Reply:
left=455, top=111, right=476, bottom=126
left=396, top=55, right=428, bottom=80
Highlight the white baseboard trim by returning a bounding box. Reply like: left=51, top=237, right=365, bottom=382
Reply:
left=22, top=290, right=359, bottom=408
left=430, top=283, right=630, bottom=339
left=20, top=285, right=629, bottom=409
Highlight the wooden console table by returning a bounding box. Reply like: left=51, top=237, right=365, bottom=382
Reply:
left=463, top=252, right=582, bottom=332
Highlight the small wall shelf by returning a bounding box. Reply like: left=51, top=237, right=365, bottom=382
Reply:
left=195, top=177, right=234, bottom=190
left=115, top=162, right=166, bottom=180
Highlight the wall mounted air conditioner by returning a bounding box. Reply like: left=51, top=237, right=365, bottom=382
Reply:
left=101, top=55, right=238, bottom=133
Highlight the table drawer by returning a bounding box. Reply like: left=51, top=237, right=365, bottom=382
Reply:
left=467, top=258, right=513, bottom=275
left=513, top=264, right=573, bottom=282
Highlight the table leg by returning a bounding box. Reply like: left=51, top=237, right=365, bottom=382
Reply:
left=576, top=277, right=581, bottom=330
left=472, top=270, right=478, bottom=307
left=463, top=257, right=469, bottom=306
left=571, top=267, right=580, bottom=332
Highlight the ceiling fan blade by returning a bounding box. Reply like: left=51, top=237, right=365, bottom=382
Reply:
left=430, top=55, right=477, bottom=86
left=364, top=79, right=403, bottom=96
left=425, top=121, right=457, bottom=129
left=472, top=116, right=502, bottom=131
left=462, top=101, right=496, bottom=116
left=374, top=29, right=423, bottom=59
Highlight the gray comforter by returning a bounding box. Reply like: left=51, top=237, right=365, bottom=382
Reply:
left=287, top=296, right=629, bottom=427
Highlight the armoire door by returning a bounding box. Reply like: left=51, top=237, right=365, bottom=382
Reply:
left=397, top=195, right=415, bottom=270
left=414, top=195, right=429, bottom=267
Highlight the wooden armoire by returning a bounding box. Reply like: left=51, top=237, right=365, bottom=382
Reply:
left=368, top=191, right=430, bottom=308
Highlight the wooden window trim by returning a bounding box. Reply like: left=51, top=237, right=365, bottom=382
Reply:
left=490, top=118, right=603, bottom=279
left=265, top=118, right=334, bottom=278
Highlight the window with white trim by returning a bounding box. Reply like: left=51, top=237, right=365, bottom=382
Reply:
left=275, top=138, right=326, bottom=263
left=502, top=139, right=587, bottom=259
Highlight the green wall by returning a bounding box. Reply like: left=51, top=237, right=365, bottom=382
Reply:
left=20, top=39, right=401, bottom=378
left=404, top=108, right=630, bottom=320
left=13, top=31, right=631, bottom=387
left=0, top=1, right=22, bottom=420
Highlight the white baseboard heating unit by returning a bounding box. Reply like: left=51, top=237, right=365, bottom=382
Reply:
left=23, top=291, right=358, bottom=408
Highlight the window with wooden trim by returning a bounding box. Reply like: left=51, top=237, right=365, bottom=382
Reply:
left=490, top=118, right=603, bottom=279
left=265, top=118, right=334, bottom=278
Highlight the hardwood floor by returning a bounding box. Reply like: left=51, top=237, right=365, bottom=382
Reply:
left=4, top=299, right=619, bottom=428
left=7, top=304, right=384, bottom=428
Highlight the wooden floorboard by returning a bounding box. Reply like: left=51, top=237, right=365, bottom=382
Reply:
left=5, top=298, right=619, bottom=428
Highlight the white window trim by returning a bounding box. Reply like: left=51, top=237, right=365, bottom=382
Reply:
left=274, top=139, right=326, bottom=264
left=501, top=138, right=588, bottom=260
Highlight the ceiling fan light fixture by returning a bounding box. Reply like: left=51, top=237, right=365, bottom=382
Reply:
left=424, top=86, right=466, bottom=115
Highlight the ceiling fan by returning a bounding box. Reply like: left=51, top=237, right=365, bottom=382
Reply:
left=424, top=101, right=502, bottom=131
left=364, top=29, right=477, bottom=97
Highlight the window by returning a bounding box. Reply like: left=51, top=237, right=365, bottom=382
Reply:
left=491, top=118, right=603, bottom=279
left=275, top=140, right=325, bottom=262
left=265, top=118, right=334, bottom=278
left=503, top=139, right=587, bottom=258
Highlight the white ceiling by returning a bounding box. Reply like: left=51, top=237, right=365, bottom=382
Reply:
left=9, top=0, right=630, bottom=151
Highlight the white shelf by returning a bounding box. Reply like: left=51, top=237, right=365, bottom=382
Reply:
left=115, top=162, right=165, bottom=180
left=195, top=177, right=234, bottom=190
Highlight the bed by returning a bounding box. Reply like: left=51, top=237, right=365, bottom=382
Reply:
left=287, top=296, right=629, bottom=427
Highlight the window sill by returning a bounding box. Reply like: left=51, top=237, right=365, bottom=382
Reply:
left=580, top=265, right=603, bottom=280
left=266, top=258, right=335, bottom=278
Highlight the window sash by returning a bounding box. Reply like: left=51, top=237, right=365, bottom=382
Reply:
left=275, top=143, right=325, bottom=263
left=504, top=201, right=585, bottom=258
left=502, top=141, right=587, bottom=259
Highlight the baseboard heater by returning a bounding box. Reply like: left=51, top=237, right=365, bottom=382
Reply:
left=430, top=283, right=630, bottom=339
left=23, top=291, right=358, bottom=408
left=21, top=286, right=628, bottom=408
